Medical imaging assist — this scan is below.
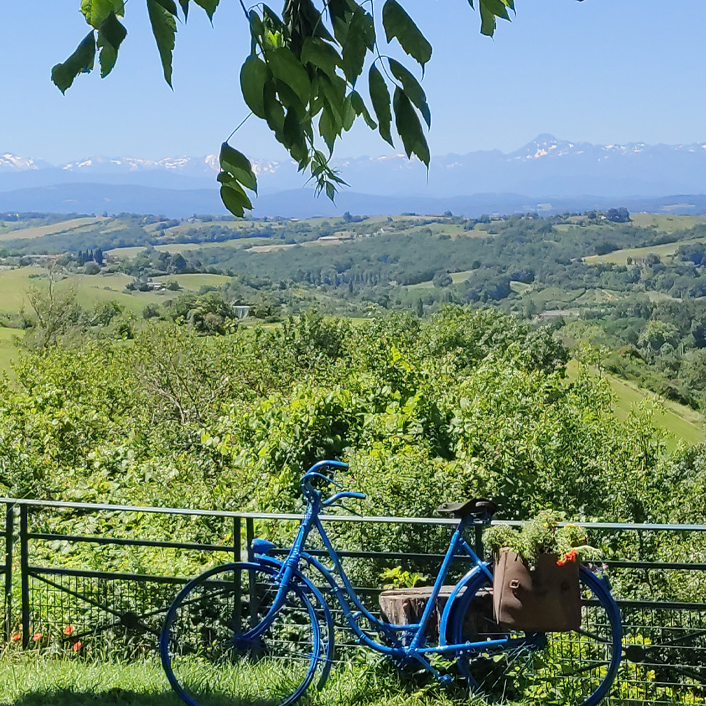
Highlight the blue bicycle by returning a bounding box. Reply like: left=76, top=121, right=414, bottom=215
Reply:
left=160, top=460, right=622, bottom=706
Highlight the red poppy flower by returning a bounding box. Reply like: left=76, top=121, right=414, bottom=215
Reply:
left=72, top=641, right=82, bottom=652
left=32, top=632, right=42, bottom=642
left=63, top=625, right=74, bottom=636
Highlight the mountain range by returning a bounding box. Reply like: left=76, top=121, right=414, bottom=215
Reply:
left=3, top=135, right=706, bottom=217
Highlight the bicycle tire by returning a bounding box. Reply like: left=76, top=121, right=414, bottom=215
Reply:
left=160, top=561, right=322, bottom=706
left=449, top=564, right=622, bottom=706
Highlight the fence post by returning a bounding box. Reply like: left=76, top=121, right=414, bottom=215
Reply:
left=4, top=504, right=13, bottom=642
left=233, top=517, right=242, bottom=636
left=19, top=505, right=29, bottom=649
left=245, top=518, right=256, bottom=628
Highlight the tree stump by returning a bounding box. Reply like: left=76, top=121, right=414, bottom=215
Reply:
left=378, top=585, right=493, bottom=641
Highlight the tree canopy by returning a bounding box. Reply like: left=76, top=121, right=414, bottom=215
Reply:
left=53, top=1, right=574, bottom=216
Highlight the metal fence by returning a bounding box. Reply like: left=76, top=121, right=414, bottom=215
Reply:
left=1, top=496, right=706, bottom=704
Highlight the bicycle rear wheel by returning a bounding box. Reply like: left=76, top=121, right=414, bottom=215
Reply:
left=450, top=565, right=621, bottom=706
left=161, top=562, right=321, bottom=706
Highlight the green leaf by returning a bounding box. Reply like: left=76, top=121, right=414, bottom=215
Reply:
left=479, top=3, right=496, bottom=36
left=283, top=112, right=308, bottom=167
left=350, top=90, right=377, bottom=130
left=476, top=0, right=512, bottom=36
left=316, top=74, right=346, bottom=126
left=393, top=87, right=429, bottom=166
left=51, top=32, right=97, bottom=94
left=388, top=58, right=430, bottom=128
left=301, top=38, right=341, bottom=79
left=319, top=106, right=338, bottom=153
left=193, top=0, right=219, bottom=21
left=178, top=0, right=189, bottom=19
left=240, top=56, right=270, bottom=119
left=97, top=12, right=127, bottom=78
left=219, top=143, right=257, bottom=194
left=382, top=0, right=432, bottom=69
left=146, top=0, right=177, bottom=87
left=266, top=46, right=311, bottom=106
left=483, top=0, right=512, bottom=20
left=368, top=65, right=393, bottom=147
left=341, top=95, right=356, bottom=132
left=219, top=178, right=252, bottom=218
left=263, top=80, right=286, bottom=138
left=81, top=0, right=124, bottom=28
left=341, top=6, right=374, bottom=84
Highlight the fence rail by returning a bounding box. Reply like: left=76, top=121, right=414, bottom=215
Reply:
left=0, top=496, right=705, bottom=704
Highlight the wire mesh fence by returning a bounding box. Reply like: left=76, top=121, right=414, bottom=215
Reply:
left=1, top=497, right=706, bottom=703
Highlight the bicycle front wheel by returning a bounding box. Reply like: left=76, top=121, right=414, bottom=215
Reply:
left=161, top=562, right=322, bottom=706
left=450, top=565, right=621, bottom=706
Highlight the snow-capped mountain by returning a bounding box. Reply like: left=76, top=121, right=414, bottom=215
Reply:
left=0, top=153, right=50, bottom=172
left=4, top=134, right=706, bottom=199
left=59, top=155, right=221, bottom=176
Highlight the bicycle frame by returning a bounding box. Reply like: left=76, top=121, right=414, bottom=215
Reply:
left=254, top=481, right=536, bottom=676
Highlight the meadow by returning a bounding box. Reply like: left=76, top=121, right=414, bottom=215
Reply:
left=0, top=267, right=232, bottom=317
left=0, top=217, right=107, bottom=242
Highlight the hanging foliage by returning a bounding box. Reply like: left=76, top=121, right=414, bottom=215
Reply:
left=52, top=1, right=540, bottom=215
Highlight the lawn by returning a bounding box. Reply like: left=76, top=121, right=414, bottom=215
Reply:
left=0, top=656, right=472, bottom=706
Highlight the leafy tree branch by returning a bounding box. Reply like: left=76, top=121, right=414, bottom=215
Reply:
left=53, top=1, right=573, bottom=215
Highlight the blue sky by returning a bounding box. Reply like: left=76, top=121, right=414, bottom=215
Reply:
left=1, top=1, right=704, bottom=163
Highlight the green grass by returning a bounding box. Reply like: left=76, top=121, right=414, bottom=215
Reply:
left=0, top=217, right=107, bottom=242
left=0, top=268, right=237, bottom=323
left=106, top=238, right=273, bottom=259
left=606, top=374, right=705, bottom=448
left=630, top=213, right=706, bottom=232
left=583, top=238, right=706, bottom=266
left=152, top=273, right=232, bottom=289
left=566, top=361, right=705, bottom=449
left=0, top=656, right=475, bottom=706
left=0, top=328, right=22, bottom=377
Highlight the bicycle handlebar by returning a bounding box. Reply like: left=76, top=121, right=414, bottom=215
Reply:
left=300, top=461, right=365, bottom=507
left=322, top=491, right=366, bottom=507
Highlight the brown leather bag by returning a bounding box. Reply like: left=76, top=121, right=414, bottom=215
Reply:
left=493, top=549, right=581, bottom=632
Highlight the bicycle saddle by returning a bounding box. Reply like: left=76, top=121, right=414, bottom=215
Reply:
left=436, top=498, right=498, bottom=519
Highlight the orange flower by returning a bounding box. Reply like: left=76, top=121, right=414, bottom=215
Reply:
left=63, top=625, right=74, bottom=636
left=10, top=633, right=20, bottom=642
left=31, top=632, right=42, bottom=642
left=72, top=641, right=82, bottom=652
left=565, top=549, right=579, bottom=562
left=556, top=558, right=566, bottom=566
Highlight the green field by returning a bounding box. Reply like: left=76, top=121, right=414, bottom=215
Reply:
left=0, top=268, right=236, bottom=320
left=630, top=213, right=706, bottom=232
left=106, top=237, right=273, bottom=259
left=0, top=217, right=107, bottom=242
left=566, top=361, right=705, bottom=449
left=0, top=327, right=21, bottom=376
left=584, top=237, right=706, bottom=266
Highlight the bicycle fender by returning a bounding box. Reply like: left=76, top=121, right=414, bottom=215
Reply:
left=437, top=565, right=484, bottom=647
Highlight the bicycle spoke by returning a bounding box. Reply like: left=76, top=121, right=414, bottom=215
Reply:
left=452, top=567, right=621, bottom=705
left=161, top=562, right=321, bottom=706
